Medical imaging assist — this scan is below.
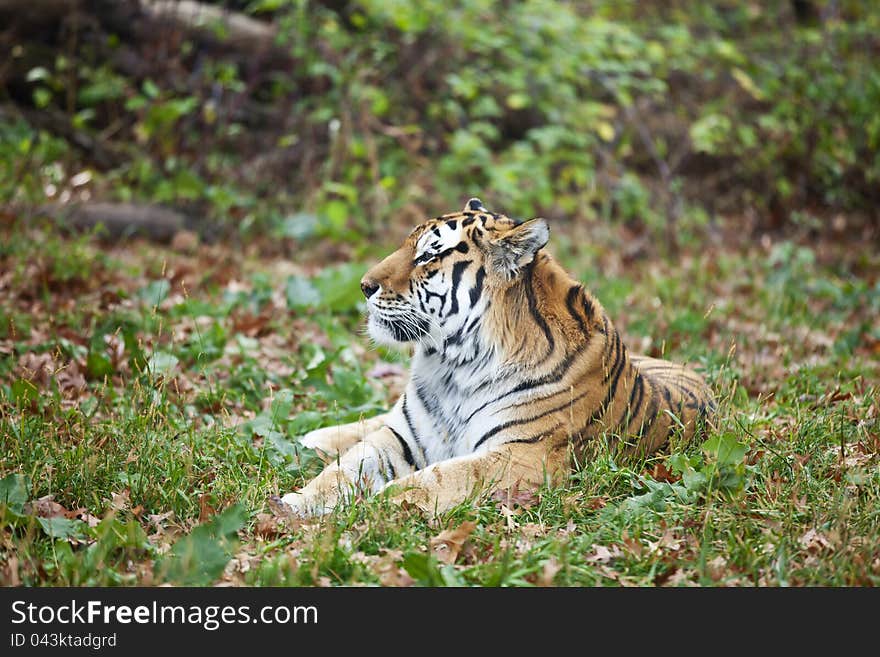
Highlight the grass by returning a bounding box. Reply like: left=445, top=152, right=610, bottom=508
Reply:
left=1, top=214, right=878, bottom=587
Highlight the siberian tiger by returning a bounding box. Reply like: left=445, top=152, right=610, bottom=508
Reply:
left=279, top=199, right=714, bottom=516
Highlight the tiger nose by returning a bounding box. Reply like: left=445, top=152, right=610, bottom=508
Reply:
left=360, top=278, right=380, bottom=299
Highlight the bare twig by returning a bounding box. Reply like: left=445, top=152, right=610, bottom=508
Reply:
left=139, top=0, right=277, bottom=50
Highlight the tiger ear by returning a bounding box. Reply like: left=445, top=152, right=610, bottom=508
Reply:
left=463, top=197, right=487, bottom=212
left=488, top=218, right=549, bottom=280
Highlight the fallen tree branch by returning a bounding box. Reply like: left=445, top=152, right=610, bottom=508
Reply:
left=42, top=202, right=189, bottom=242
left=139, top=0, right=277, bottom=51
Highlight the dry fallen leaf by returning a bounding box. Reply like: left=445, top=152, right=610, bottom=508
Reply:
left=369, top=550, right=414, bottom=587
left=55, top=362, right=88, bottom=398
left=706, top=555, right=728, bottom=581
left=664, top=568, right=698, bottom=587
left=430, top=521, right=477, bottom=565
left=70, top=509, right=101, bottom=527
left=492, top=480, right=539, bottom=509
left=171, top=230, right=199, bottom=253
left=621, top=530, right=643, bottom=557
left=649, top=461, right=680, bottom=483
left=254, top=512, right=283, bottom=539
left=584, top=496, right=608, bottom=510
left=198, top=493, right=216, bottom=523
left=586, top=544, right=623, bottom=564
left=536, top=557, right=562, bottom=587
left=647, top=529, right=682, bottom=554
left=498, top=504, right=519, bottom=532
left=108, top=490, right=130, bottom=512
left=17, top=352, right=56, bottom=387
left=799, top=528, right=833, bottom=553
left=2, top=556, right=21, bottom=587
left=520, top=523, right=547, bottom=539
left=26, top=494, right=68, bottom=518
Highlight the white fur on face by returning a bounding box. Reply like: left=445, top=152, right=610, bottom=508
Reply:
left=366, top=305, right=400, bottom=346
left=414, top=221, right=463, bottom=261
left=366, top=220, right=468, bottom=347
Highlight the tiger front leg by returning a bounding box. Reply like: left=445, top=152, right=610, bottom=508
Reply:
left=299, top=413, right=389, bottom=462
left=281, top=424, right=415, bottom=516
left=382, top=441, right=568, bottom=516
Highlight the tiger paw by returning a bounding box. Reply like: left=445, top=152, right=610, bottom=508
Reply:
left=299, top=426, right=359, bottom=460
left=278, top=491, right=335, bottom=517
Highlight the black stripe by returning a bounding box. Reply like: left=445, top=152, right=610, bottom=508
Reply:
left=506, top=432, right=553, bottom=446
left=387, top=426, right=416, bottom=468
left=414, top=383, right=438, bottom=419
left=469, top=266, right=485, bottom=306
left=524, top=261, right=555, bottom=356
left=582, top=296, right=595, bottom=322
left=633, top=388, right=660, bottom=442
left=572, top=335, right=629, bottom=449
left=610, top=366, right=640, bottom=433
left=601, top=336, right=628, bottom=412
left=622, top=372, right=645, bottom=434
left=462, top=216, right=476, bottom=227
left=603, top=327, right=621, bottom=382
left=379, top=449, right=396, bottom=480
left=464, top=335, right=590, bottom=422
left=565, top=284, right=588, bottom=336
left=448, top=260, right=471, bottom=316
left=401, top=395, right=426, bottom=466
left=474, top=381, right=598, bottom=450
left=446, top=220, right=457, bottom=230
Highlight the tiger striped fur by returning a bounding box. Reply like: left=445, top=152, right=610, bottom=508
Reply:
left=280, top=199, right=714, bottom=516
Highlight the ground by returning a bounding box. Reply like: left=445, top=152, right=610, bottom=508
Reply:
left=1, top=211, right=878, bottom=586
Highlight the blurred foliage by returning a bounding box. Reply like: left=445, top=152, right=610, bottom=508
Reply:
left=1, top=0, right=878, bottom=237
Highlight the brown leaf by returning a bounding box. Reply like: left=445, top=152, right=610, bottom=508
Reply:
left=74, top=511, right=101, bottom=528
left=492, top=480, right=539, bottom=509
left=231, top=311, right=271, bottom=337
left=2, top=555, right=20, bottom=587
left=371, top=550, right=414, bottom=587
left=171, top=230, right=199, bottom=253
left=55, top=361, right=87, bottom=398
left=584, top=496, right=608, bottom=510
left=536, top=557, right=562, bottom=587
left=27, top=494, right=68, bottom=518
left=17, top=352, right=56, bottom=386
left=198, top=493, right=216, bottom=523
left=497, top=504, right=519, bottom=532
left=108, top=490, right=130, bottom=512
left=254, top=512, right=282, bottom=539
left=621, top=530, right=643, bottom=558
left=664, top=568, right=698, bottom=587
left=520, top=523, right=547, bottom=539
left=706, top=555, right=728, bottom=581
left=799, top=528, right=833, bottom=553
left=647, top=529, right=682, bottom=554
left=653, top=462, right=680, bottom=483
left=430, top=521, right=477, bottom=565
left=586, top=544, right=623, bottom=564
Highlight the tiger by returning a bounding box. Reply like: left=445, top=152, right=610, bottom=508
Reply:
left=279, top=198, right=714, bottom=517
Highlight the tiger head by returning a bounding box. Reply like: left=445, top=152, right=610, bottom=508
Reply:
left=361, top=198, right=549, bottom=347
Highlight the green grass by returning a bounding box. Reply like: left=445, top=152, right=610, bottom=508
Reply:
left=1, top=217, right=878, bottom=587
